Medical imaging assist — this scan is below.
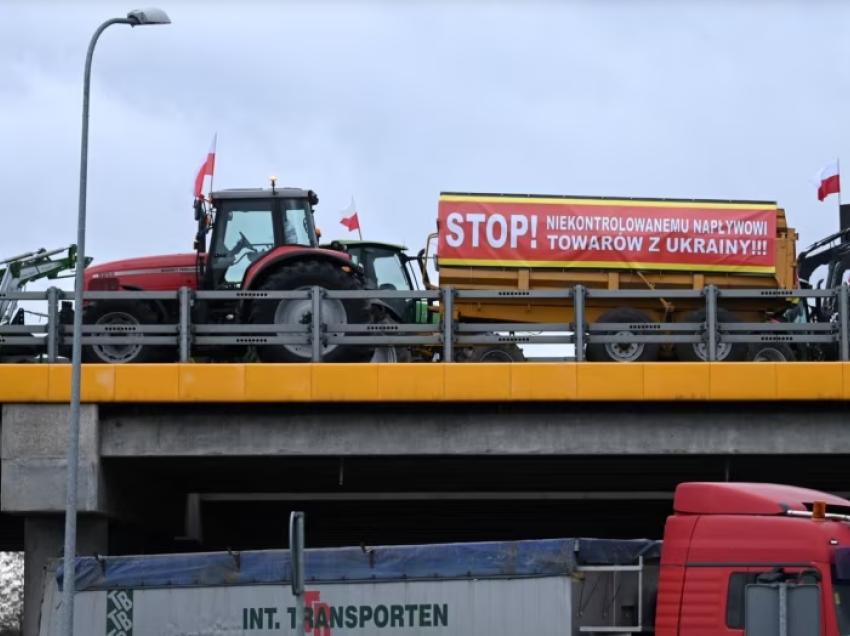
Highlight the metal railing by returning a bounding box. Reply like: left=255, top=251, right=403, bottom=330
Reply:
left=0, top=285, right=847, bottom=363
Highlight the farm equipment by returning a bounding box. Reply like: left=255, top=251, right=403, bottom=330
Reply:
left=0, top=245, right=90, bottom=361
left=323, top=239, right=526, bottom=362
left=429, top=191, right=800, bottom=363
left=74, top=184, right=389, bottom=364
left=773, top=226, right=850, bottom=361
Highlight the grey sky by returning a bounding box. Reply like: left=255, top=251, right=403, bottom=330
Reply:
left=1, top=0, right=849, bottom=341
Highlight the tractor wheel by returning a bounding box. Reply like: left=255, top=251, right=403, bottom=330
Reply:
left=676, top=308, right=748, bottom=362
left=80, top=300, right=166, bottom=364
left=249, top=260, right=374, bottom=363
left=585, top=307, right=660, bottom=362
left=370, top=313, right=412, bottom=363
left=746, top=342, right=796, bottom=362
left=461, top=343, right=526, bottom=362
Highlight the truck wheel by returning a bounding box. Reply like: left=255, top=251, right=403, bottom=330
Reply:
left=586, top=307, right=660, bottom=362
left=462, top=343, right=526, bottom=362
left=249, top=260, right=374, bottom=363
left=81, top=301, right=165, bottom=364
left=747, top=342, right=796, bottom=362
left=676, top=308, right=748, bottom=362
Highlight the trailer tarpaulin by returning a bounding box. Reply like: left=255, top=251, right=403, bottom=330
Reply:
left=437, top=192, right=778, bottom=274
left=58, top=537, right=661, bottom=591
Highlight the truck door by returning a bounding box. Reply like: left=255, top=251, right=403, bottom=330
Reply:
left=678, top=565, right=749, bottom=636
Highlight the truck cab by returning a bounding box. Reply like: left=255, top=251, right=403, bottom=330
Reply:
left=659, top=482, right=849, bottom=636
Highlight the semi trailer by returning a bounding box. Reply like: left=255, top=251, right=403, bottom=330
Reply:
left=38, top=482, right=846, bottom=636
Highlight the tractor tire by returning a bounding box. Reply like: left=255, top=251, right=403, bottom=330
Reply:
left=676, top=308, right=748, bottom=362
left=585, top=307, right=660, bottom=362
left=370, top=314, right=412, bottom=363
left=80, top=300, right=166, bottom=364
left=462, top=343, right=527, bottom=362
left=249, top=260, right=375, bottom=363
left=746, top=342, right=797, bottom=362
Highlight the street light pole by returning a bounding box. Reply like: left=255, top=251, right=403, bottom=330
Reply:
left=61, top=9, right=171, bottom=636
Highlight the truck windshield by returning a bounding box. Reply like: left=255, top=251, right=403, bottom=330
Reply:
left=833, top=567, right=850, bottom=636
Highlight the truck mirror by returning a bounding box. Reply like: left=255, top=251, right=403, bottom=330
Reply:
left=744, top=583, right=820, bottom=636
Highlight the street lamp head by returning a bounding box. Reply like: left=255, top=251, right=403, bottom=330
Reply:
left=126, top=7, right=171, bottom=26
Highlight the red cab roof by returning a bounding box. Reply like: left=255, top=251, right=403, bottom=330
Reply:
left=674, top=482, right=850, bottom=515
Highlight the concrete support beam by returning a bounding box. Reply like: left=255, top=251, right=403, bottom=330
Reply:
left=99, top=403, right=850, bottom=456
left=23, top=515, right=107, bottom=636
left=2, top=405, right=104, bottom=513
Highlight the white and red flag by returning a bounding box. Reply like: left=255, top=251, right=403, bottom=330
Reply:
left=340, top=196, right=362, bottom=236
left=815, top=159, right=841, bottom=202
left=194, top=134, right=217, bottom=199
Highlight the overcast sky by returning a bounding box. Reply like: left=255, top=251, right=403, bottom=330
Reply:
left=2, top=0, right=850, bottom=351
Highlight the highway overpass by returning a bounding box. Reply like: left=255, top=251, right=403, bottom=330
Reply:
left=3, top=361, right=850, bottom=636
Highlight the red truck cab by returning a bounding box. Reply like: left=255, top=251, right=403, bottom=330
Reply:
left=658, top=482, right=850, bottom=636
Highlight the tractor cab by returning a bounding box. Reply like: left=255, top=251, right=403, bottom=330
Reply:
left=320, top=240, right=437, bottom=324
left=195, top=184, right=320, bottom=289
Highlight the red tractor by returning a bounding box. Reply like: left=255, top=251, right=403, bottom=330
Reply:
left=72, top=184, right=388, bottom=364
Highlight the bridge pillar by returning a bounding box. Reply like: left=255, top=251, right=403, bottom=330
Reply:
left=22, top=515, right=108, bottom=636
left=1, top=404, right=107, bottom=636
left=1, top=404, right=105, bottom=514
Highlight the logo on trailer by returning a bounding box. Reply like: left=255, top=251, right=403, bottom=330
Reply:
left=106, top=589, right=134, bottom=636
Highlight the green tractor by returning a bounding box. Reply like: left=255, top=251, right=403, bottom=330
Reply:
left=321, top=239, right=525, bottom=362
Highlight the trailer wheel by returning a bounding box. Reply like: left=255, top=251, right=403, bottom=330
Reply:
left=81, top=301, right=165, bottom=364
left=746, top=342, right=796, bottom=362
left=586, top=307, right=660, bottom=362
left=676, top=308, right=748, bottom=362
left=462, top=343, right=527, bottom=362
left=249, top=260, right=374, bottom=363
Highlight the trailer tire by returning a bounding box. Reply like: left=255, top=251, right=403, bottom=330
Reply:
left=462, top=343, right=527, bottom=362
left=746, top=342, right=796, bottom=362
left=676, top=308, right=748, bottom=362
left=249, top=260, right=374, bottom=363
left=80, top=300, right=167, bottom=364
left=586, top=307, right=660, bottom=362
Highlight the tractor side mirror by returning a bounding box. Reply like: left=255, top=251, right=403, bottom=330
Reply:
left=193, top=198, right=203, bottom=222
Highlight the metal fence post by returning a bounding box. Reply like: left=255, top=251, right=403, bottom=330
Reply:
left=840, top=284, right=850, bottom=362
left=706, top=285, right=718, bottom=362
left=46, top=287, right=59, bottom=362
left=178, top=287, right=191, bottom=363
left=310, top=286, right=323, bottom=362
left=573, top=284, right=586, bottom=362
left=289, top=512, right=306, bottom=636
left=442, top=287, right=454, bottom=362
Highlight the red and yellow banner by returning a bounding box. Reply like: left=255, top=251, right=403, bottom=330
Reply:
left=437, top=194, right=778, bottom=273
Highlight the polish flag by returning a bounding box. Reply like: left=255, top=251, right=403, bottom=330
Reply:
left=815, top=159, right=841, bottom=202
left=194, top=134, right=217, bottom=199
left=340, top=197, right=361, bottom=233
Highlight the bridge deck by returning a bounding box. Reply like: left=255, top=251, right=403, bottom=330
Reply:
left=0, top=362, right=846, bottom=402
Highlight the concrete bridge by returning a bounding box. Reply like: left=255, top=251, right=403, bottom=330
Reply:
left=2, top=361, right=850, bottom=636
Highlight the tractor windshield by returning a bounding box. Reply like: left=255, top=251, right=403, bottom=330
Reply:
left=211, top=197, right=316, bottom=285
left=352, top=247, right=412, bottom=291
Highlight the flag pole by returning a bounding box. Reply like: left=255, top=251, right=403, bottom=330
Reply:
left=839, top=157, right=843, bottom=207
left=357, top=225, right=363, bottom=241
left=207, top=134, right=217, bottom=200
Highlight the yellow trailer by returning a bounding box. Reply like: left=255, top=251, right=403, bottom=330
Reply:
left=425, top=192, right=799, bottom=362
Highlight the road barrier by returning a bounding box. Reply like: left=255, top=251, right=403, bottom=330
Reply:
left=0, top=285, right=846, bottom=363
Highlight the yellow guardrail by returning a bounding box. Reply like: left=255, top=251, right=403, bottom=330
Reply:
left=0, top=363, right=846, bottom=402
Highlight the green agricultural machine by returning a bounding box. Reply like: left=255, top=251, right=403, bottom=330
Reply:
left=0, top=245, right=92, bottom=361
left=322, top=239, right=525, bottom=362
